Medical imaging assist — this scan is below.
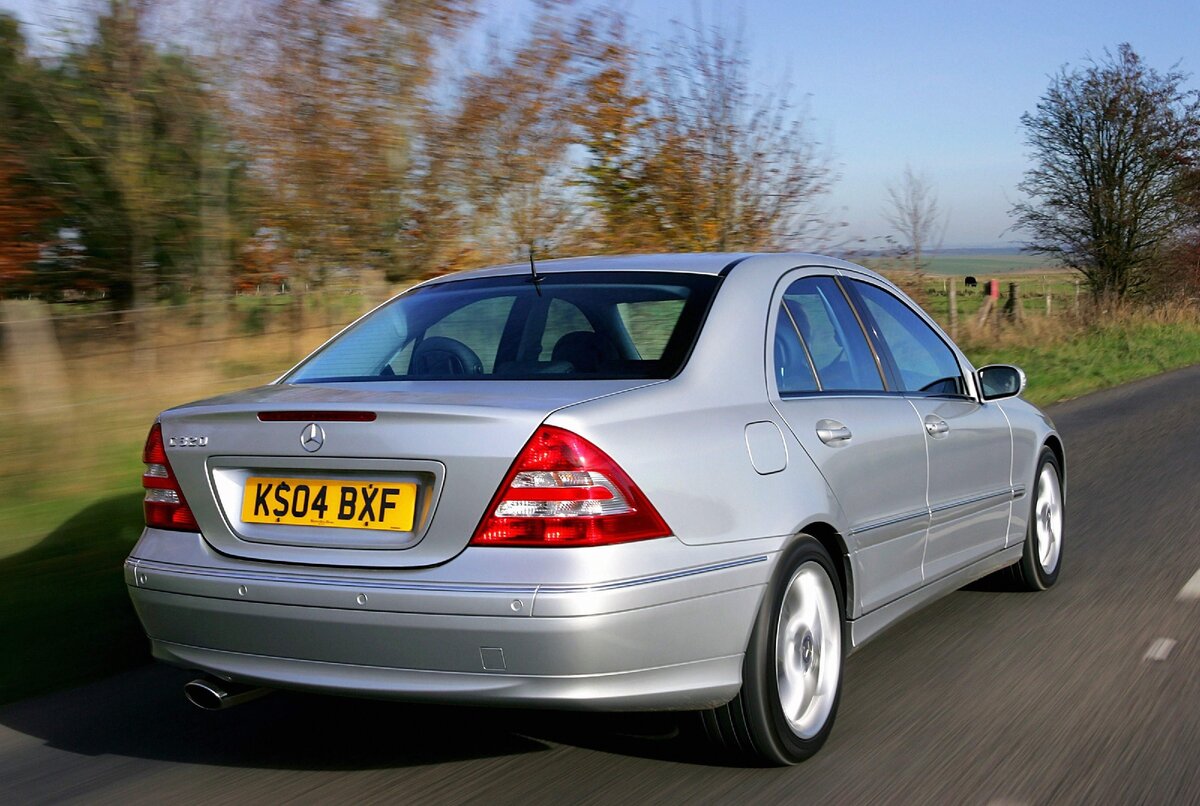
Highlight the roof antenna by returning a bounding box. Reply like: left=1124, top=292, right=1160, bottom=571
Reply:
left=528, top=243, right=543, bottom=297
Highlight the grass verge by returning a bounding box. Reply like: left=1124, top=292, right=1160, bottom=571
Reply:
left=962, top=314, right=1200, bottom=406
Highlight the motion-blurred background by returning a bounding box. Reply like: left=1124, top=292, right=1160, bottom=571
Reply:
left=0, top=0, right=1197, bottom=704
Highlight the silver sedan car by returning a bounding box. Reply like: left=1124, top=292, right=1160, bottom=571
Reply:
left=126, top=253, right=1065, bottom=765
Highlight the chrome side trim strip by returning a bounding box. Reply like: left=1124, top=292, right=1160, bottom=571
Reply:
left=929, top=488, right=1014, bottom=515
left=851, top=510, right=929, bottom=536
left=853, top=485, right=1025, bottom=536
left=128, top=554, right=770, bottom=597
left=538, top=555, right=770, bottom=594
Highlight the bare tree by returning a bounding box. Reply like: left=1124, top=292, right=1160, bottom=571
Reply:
left=1012, top=44, right=1200, bottom=299
left=576, top=13, right=837, bottom=253
left=883, top=165, right=945, bottom=272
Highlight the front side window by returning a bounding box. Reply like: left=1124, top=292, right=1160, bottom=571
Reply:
left=776, top=276, right=885, bottom=393
left=286, top=272, right=719, bottom=382
left=849, top=280, right=965, bottom=396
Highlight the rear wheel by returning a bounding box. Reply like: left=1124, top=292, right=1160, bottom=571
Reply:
left=700, top=536, right=844, bottom=765
left=1014, top=447, right=1064, bottom=590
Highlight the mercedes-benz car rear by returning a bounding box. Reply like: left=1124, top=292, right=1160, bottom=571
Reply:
left=126, top=253, right=1064, bottom=766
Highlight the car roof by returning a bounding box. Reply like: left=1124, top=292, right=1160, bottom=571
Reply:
left=417, top=252, right=885, bottom=285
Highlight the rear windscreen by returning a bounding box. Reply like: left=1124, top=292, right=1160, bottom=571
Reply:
left=286, top=272, right=720, bottom=383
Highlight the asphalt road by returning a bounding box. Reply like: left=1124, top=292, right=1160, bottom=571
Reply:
left=3, top=366, right=1199, bottom=804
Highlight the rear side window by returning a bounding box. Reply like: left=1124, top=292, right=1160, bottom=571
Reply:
left=777, top=276, right=885, bottom=393
left=774, top=302, right=819, bottom=394
left=849, top=281, right=965, bottom=396
left=287, top=271, right=719, bottom=382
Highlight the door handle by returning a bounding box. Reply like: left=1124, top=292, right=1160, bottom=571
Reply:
left=924, top=416, right=950, bottom=436
left=816, top=419, right=852, bottom=445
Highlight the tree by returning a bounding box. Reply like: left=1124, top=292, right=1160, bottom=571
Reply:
left=573, top=13, right=654, bottom=250
left=0, top=14, right=58, bottom=294
left=231, top=0, right=477, bottom=291
left=1, top=3, right=243, bottom=311
left=435, top=1, right=589, bottom=265
left=0, top=153, right=57, bottom=294
left=883, top=165, right=945, bottom=272
left=1012, top=44, right=1200, bottom=298
left=576, top=15, right=836, bottom=253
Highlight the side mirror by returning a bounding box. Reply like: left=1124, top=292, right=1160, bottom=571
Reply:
left=978, top=364, right=1026, bottom=401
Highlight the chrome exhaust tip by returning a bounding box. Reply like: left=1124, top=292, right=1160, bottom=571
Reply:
left=184, top=677, right=269, bottom=711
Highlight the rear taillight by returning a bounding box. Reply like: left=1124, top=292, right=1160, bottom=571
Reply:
left=142, top=423, right=199, bottom=531
left=471, top=425, right=671, bottom=547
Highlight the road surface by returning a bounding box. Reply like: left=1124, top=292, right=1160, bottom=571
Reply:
left=3, top=365, right=1199, bottom=804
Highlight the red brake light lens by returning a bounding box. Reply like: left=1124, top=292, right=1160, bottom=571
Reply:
left=142, top=423, right=199, bottom=531
left=470, top=425, right=672, bottom=547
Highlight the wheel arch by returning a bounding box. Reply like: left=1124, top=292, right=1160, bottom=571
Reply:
left=797, top=521, right=853, bottom=617
left=1043, top=433, right=1066, bottom=494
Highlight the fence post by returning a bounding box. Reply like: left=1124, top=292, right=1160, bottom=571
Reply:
left=1003, top=282, right=1022, bottom=321
left=1, top=300, right=71, bottom=419
left=977, top=280, right=998, bottom=326
left=948, top=278, right=958, bottom=340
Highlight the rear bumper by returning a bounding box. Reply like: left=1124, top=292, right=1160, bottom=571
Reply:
left=126, top=530, right=776, bottom=710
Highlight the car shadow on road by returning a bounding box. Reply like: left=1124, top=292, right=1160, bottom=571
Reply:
left=0, top=664, right=724, bottom=770
left=0, top=492, right=732, bottom=770
left=0, top=492, right=149, bottom=705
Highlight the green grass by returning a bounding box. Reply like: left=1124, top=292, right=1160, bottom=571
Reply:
left=862, top=252, right=1060, bottom=276
left=961, top=317, right=1200, bottom=406
left=920, top=253, right=1058, bottom=275
left=919, top=274, right=1083, bottom=322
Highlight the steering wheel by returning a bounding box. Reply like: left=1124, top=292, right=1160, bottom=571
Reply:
left=410, top=337, right=484, bottom=376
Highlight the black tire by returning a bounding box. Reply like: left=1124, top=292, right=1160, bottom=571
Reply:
left=699, top=536, right=845, bottom=766
left=1014, top=447, right=1064, bottom=591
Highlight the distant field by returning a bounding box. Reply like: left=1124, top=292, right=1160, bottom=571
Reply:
left=863, top=252, right=1066, bottom=276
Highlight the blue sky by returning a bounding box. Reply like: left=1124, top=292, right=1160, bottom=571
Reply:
left=621, top=0, right=1200, bottom=248
left=5, top=0, right=1199, bottom=248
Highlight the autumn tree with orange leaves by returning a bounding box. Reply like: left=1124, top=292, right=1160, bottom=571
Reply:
left=0, top=16, right=56, bottom=292
left=0, top=1, right=841, bottom=310
left=576, top=15, right=837, bottom=254
left=229, top=0, right=478, bottom=292
left=0, top=154, right=56, bottom=293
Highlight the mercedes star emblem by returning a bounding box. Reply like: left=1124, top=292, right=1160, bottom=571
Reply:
left=300, top=423, right=325, bottom=453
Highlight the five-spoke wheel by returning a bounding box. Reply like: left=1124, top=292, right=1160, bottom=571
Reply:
left=1016, top=447, right=1064, bottom=590
left=699, top=536, right=844, bottom=766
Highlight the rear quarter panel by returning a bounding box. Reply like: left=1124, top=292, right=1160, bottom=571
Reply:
left=547, top=257, right=847, bottom=550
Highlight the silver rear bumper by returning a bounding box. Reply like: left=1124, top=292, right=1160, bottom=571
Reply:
left=126, top=529, right=776, bottom=710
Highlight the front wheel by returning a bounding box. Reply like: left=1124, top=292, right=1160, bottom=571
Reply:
left=700, top=536, right=844, bottom=765
left=1014, top=447, right=1064, bottom=590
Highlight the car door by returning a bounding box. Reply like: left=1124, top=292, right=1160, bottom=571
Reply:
left=768, top=273, right=931, bottom=615
left=845, top=277, right=1014, bottom=582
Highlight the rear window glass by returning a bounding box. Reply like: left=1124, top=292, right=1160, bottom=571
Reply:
left=287, top=271, right=720, bottom=382
left=617, top=299, right=685, bottom=360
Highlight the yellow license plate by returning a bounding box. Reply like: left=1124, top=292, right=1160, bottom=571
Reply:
left=241, top=477, right=417, bottom=532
